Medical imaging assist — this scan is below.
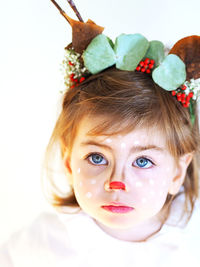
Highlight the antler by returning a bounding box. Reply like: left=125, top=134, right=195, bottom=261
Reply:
left=50, top=0, right=104, bottom=53
left=66, top=0, right=84, bottom=22
left=50, top=0, right=71, bottom=24
left=170, top=35, right=200, bottom=80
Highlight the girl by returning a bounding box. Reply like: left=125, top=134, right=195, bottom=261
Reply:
left=1, top=1, right=200, bottom=265
left=0, top=67, right=200, bottom=267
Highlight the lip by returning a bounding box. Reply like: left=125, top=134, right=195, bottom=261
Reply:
left=101, top=203, right=134, bottom=213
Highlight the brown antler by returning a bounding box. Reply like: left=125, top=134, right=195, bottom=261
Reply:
left=66, top=0, right=84, bottom=22
left=170, top=35, right=200, bottom=80
left=50, top=0, right=104, bottom=54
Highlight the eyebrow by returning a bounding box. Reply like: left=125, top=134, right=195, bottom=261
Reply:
left=80, top=140, right=165, bottom=153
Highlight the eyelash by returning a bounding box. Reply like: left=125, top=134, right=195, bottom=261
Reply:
left=86, top=153, right=108, bottom=166
left=85, top=153, right=155, bottom=169
left=134, top=156, right=155, bottom=169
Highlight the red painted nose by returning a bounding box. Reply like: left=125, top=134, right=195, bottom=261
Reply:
left=109, top=181, right=126, bottom=190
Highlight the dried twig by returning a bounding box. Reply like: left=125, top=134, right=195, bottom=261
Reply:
left=66, top=0, right=84, bottom=22
left=50, top=0, right=71, bottom=24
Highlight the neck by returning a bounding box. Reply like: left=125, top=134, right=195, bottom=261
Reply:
left=94, top=211, right=167, bottom=242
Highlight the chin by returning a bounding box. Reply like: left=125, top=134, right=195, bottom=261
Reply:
left=97, top=215, right=142, bottom=229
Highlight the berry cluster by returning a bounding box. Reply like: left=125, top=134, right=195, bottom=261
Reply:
left=171, top=85, right=193, bottom=108
left=62, top=49, right=88, bottom=92
left=136, top=58, right=155, bottom=74
left=68, top=61, right=86, bottom=89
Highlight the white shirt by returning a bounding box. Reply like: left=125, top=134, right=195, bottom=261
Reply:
left=0, top=197, right=200, bottom=267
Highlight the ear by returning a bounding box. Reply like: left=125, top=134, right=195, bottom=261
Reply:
left=63, top=151, right=73, bottom=186
left=168, top=153, right=193, bottom=195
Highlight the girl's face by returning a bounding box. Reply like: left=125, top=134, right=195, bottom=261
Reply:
left=66, top=116, right=185, bottom=230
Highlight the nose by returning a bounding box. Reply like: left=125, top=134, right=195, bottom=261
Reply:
left=109, top=181, right=126, bottom=190
left=104, top=162, right=127, bottom=191
left=104, top=159, right=127, bottom=191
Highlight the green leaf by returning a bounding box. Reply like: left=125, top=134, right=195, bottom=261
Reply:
left=83, top=34, right=116, bottom=74
left=152, top=54, right=186, bottom=91
left=114, top=34, right=149, bottom=71
left=145, top=40, right=165, bottom=66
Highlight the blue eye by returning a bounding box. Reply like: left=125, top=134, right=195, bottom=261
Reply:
left=88, top=153, right=107, bottom=165
left=134, top=157, right=153, bottom=169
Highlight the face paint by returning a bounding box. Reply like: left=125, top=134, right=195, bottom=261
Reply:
left=86, top=192, right=92, bottom=198
left=142, top=198, right=147, bottom=203
left=150, top=191, right=155, bottom=196
left=69, top=116, right=178, bottom=232
left=77, top=168, right=81, bottom=174
left=135, top=181, right=143, bottom=187
left=134, top=140, right=140, bottom=145
left=106, top=138, right=112, bottom=143
left=149, top=179, right=155, bottom=185
left=121, top=142, right=126, bottom=149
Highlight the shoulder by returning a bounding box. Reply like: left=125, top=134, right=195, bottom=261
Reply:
left=0, top=211, right=75, bottom=267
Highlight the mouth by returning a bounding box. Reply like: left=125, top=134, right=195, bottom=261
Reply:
left=101, top=203, right=134, bottom=213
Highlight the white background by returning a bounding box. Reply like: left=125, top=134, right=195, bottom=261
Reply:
left=0, top=0, right=200, bottom=245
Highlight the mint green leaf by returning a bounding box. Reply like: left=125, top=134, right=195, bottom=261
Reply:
left=152, top=54, right=186, bottom=91
left=114, top=34, right=149, bottom=71
left=83, top=34, right=116, bottom=74
left=145, top=40, right=165, bottom=66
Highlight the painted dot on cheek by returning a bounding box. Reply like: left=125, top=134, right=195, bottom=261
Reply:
left=79, top=181, right=83, bottom=187
left=77, top=168, right=81, bottom=174
left=149, top=179, right=155, bottom=186
left=91, top=179, right=96, bottom=185
left=135, top=181, right=143, bottom=187
left=142, top=198, right=147, bottom=203
left=159, top=191, right=164, bottom=197
left=86, top=192, right=92, bottom=198
left=106, top=138, right=112, bottom=143
left=134, top=140, right=140, bottom=145
left=150, top=191, right=155, bottom=196
left=121, top=142, right=126, bottom=149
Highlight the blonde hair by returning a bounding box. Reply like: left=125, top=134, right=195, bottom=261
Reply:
left=43, top=67, right=200, bottom=222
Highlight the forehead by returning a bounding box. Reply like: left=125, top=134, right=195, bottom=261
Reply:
left=74, top=116, right=167, bottom=149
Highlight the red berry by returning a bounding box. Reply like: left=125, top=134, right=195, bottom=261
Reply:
left=74, top=79, right=78, bottom=83
left=136, top=66, right=141, bottom=71
left=150, top=59, right=155, bottom=64
left=189, top=92, right=194, bottom=98
left=177, top=93, right=182, bottom=101
left=140, top=61, right=144, bottom=67
left=144, top=58, right=150, bottom=64
left=148, top=64, right=154, bottom=69
left=186, top=95, right=190, bottom=102
left=70, top=84, right=75, bottom=89
left=141, top=67, right=146, bottom=72
left=70, top=73, right=75, bottom=81
left=183, top=102, right=190, bottom=108
left=181, top=93, right=186, bottom=98
left=79, top=77, right=85, bottom=83
left=181, top=85, right=187, bottom=90
left=146, top=69, right=151, bottom=74
left=68, top=61, right=74, bottom=66
left=171, top=91, right=176, bottom=96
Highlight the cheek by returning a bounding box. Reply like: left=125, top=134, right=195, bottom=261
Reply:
left=127, top=168, right=172, bottom=210
left=72, top=165, right=102, bottom=201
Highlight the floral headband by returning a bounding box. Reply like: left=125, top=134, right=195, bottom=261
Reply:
left=51, top=0, right=200, bottom=124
